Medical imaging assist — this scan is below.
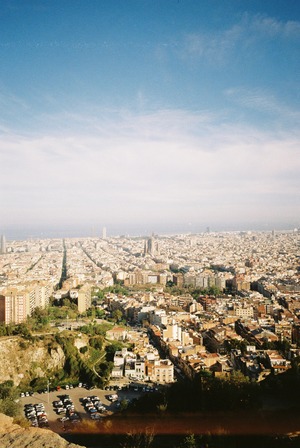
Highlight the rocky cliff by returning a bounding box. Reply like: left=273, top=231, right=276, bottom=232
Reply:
left=0, top=336, right=65, bottom=386
left=0, top=413, right=85, bottom=448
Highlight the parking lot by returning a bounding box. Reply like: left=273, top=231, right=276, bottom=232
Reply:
left=20, top=385, right=140, bottom=432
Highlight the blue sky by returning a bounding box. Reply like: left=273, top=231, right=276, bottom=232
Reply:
left=0, top=0, right=299, bottom=237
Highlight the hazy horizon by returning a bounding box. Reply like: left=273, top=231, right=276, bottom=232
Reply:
left=1, top=221, right=299, bottom=242
left=1, top=1, right=299, bottom=233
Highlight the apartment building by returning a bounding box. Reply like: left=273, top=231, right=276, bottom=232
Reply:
left=0, top=281, right=53, bottom=324
left=77, top=284, right=92, bottom=313
left=151, top=359, right=174, bottom=383
left=0, top=288, right=30, bottom=324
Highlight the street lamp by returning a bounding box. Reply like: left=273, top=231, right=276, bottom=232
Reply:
left=47, top=378, right=52, bottom=404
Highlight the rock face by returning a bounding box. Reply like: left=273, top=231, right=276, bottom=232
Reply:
left=0, top=413, right=85, bottom=448
left=0, top=337, right=65, bottom=386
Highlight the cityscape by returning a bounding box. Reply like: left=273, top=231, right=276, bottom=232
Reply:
left=0, top=228, right=300, bottom=446
left=1, top=0, right=300, bottom=447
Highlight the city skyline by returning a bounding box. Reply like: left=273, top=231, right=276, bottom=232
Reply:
left=0, top=0, right=299, bottom=236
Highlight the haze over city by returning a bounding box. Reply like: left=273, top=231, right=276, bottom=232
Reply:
left=0, top=0, right=299, bottom=239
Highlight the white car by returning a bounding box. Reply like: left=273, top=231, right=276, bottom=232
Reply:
left=59, top=416, right=69, bottom=422
left=97, top=405, right=106, bottom=412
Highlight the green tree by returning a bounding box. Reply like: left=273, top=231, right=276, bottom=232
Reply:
left=119, top=398, right=129, bottom=411
left=30, top=377, right=48, bottom=391
left=93, top=289, right=104, bottom=300
left=121, top=429, right=154, bottom=448
left=30, top=307, right=50, bottom=329
left=65, top=354, right=80, bottom=377
left=180, top=434, right=198, bottom=448
left=0, top=398, right=21, bottom=418
left=224, top=338, right=247, bottom=354
left=95, top=308, right=105, bottom=318
left=0, top=324, right=7, bottom=336
left=208, top=285, right=221, bottom=296
left=13, top=323, right=32, bottom=339
left=80, top=346, right=88, bottom=354
left=98, top=361, right=114, bottom=379
left=229, top=370, right=250, bottom=386
left=0, top=381, right=21, bottom=418
left=94, top=322, right=112, bottom=335
left=89, top=336, right=103, bottom=350
left=112, top=309, right=123, bottom=323
left=0, top=381, right=14, bottom=399
left=105, top=342, right=123, bottom=361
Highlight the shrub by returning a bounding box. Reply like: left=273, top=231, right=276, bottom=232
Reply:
left=80, top=346, right=88, bottom=354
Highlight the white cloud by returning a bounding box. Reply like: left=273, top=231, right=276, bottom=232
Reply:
left=181, top=13, right=300, bottom=64
left=0, top=107, right=299, bottom=229
left=250, top=15, right=300, bottom=38
left=224, top=87, right=300, bottom=124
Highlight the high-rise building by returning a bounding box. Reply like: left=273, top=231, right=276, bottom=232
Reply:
left=0, top=235, right=6, bottom=254
left=0, top=288, right=30, bottom=324
left=102, top=226, right=107, bottom=239
left=77, top=284, right=92, bottom=313
left=144, top=237, right=159, bottom=257
left=0, top=282, right=53, bottom=324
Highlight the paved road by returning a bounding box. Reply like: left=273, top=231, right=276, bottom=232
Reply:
left=20, top=386, right=139, bottom=433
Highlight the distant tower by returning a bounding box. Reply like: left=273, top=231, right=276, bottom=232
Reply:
left=206, top=227, right=210, bottom=234
left=144, top=237, right=159, bottom=257
left=102, top=227, right=107, bottom=240
left=147, top=237, right=154, bottom=255
left=0, top=235, right=6, bottom=254
left=144, top=237, right=153, bottom=256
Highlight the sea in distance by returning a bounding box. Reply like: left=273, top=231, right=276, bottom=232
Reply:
left=1, top=221, right=298, bottom=242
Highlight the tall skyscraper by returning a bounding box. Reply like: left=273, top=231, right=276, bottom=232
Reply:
left=144, top=237, right=159, bottom=257
left=102, top=226, right=107, bottom=239
left=0, top=235, right=6, bottom=254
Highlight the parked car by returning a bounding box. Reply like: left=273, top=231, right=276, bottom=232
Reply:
left=59, top=416, right=69, bottom=422
left=97, top=405, right=106, bottom=412
left=91, top=413, right=101, bottom=420
left=39, top=421, right=49, bottom=428
left=24, top=405, right=35, bottom=411
left=69, top=412, right=80, bottom=421
left=53, top=400, right=63, bottom=407
left=85, top=403, right=94, bottom=410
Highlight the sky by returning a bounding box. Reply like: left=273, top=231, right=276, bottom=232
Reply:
left=0, top=0, right=299, bottom=238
